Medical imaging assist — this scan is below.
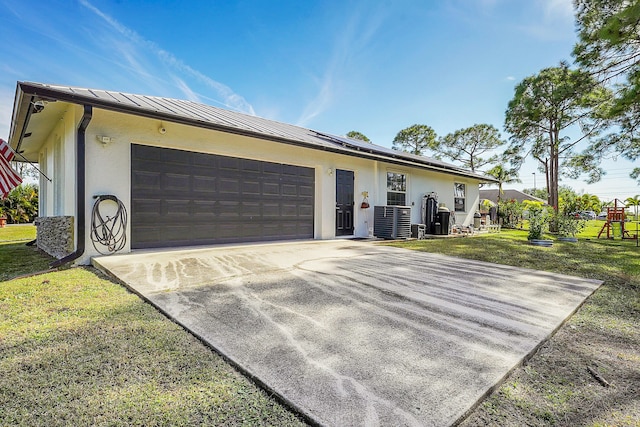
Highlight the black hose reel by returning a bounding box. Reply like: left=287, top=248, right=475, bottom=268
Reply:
left=90, top=194, right=127, bottom=255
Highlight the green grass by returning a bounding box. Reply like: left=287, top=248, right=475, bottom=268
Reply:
left=0, top=225, right=54, bottom=280
left=388, top=225, right=640, bottom=426
left=0, top=227, right=306, bottom=426
left=2, top=224, right=637, bottom=425
left=0, top=224, right=36, bottom=242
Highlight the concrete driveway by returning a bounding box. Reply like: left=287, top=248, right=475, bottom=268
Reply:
left=93, top=240, right=602, bottom=426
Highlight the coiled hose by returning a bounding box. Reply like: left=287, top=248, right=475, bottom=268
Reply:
left=90, top=195, right=127, bottom=255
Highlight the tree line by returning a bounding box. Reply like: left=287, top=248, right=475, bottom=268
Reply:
left=346, top=0, right=640, bottom=213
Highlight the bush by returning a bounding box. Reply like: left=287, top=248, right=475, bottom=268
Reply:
left=525, top=201, right=550, bottom=240
left=0, top=184, right=39, bottom=223
left=553, top=213, right=585, bottom=238
left=498, top=199, right=524, bottom=228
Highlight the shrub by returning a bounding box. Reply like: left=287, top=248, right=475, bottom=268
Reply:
left=498, top=199, right=524, bottom=228
left=0, top=184, right=39, bottom=223
left=524, top=201, right=550, bottom=240
left=553, top=213, right=585, bottom=238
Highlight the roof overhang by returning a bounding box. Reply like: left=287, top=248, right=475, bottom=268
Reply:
left=8, top=81, right=499, bottom=183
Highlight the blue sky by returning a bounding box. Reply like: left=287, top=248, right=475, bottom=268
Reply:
left=0, top=0, right=637, bottom=201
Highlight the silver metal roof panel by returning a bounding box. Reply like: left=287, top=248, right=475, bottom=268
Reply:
left=10, top=81, right=495, bottom=182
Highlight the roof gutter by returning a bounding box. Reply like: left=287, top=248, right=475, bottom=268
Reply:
left=51, top=105, right=92, bottom=268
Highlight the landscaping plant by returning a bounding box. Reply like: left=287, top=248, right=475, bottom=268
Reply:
left=498, top=199, right=523, bottom=228
left=524, top=201, right=549, bottom=240
left=0, top=184, right=39, bottom=224
left=553, top=212, right=586, bottom=238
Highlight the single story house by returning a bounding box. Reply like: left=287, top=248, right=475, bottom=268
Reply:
left=7, top=81, right=495, bottom=265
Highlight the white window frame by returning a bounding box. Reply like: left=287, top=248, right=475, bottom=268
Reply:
left=454, top=182, right=466, bottom=212
left=386, top=171, right=407, bottom=206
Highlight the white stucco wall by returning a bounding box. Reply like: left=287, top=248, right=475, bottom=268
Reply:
left=40, top=106, right=482, bottom=264
left=38, top=105, right=78, bottom=219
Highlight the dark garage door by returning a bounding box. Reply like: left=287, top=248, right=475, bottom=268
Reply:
left=131, top=144, right=315, bottom=249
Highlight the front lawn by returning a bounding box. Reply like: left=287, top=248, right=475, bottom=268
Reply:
left=0, top=227, right=306, bottom=426
left=0, top=225, right=53, bottom=280
left=388, top=228, right=640, bottom=426
left=2, top=224, right=637, bottom=425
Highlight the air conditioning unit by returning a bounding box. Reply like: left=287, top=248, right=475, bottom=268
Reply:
left=374, top=206, right=412, bottom=239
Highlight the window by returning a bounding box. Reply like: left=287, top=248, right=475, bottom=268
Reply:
left=454, top=183, right=466, bottom=212
left=387, top=172, right=406, bottom=205
left=39, top=150, right=47, bottom=216
left=54, top=138, right=64, bottom=215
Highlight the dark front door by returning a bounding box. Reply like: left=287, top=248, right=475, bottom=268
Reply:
left=335, top=169, right=354, bottom=236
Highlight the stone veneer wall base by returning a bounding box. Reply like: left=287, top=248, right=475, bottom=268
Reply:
left=35, top=216, right=75, bottom=259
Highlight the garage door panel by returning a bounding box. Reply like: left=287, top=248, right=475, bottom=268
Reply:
left=242, top=180, right=261, bottom=195
left=164, top=173, right=190, bottom=191
left=242, top=159, right=262, bottom=174
left=219, top=156, right=241, bottom=171
left=193, top=200, right=217, bottom=215
left=133, top=170, right=161, bottom=190
left=261, top=162, right=282, bottom=175
left=282, top=184, right=298, bottom=196
left=219, top=178, right=240, bottom=193
left=299, top=205, right=314, bottom=217
left=132, top=198, right=161, bottom=214
left=161, top=148, right=190, bottom=164
left=193, top=225, right=218, bottom=238
left=193, top=175, right=217, bottom=193
left=133, top=226, right=161, bottom=244
left=282, top=204, right=299, bottom=217
left=216, top=223, right=242, bottom=238
left=192, top=153, right=217, bottom=168
left=163, top=225, right=192, bottom=240
left=165, top=199, right=191, bottom=217
left=298, top=223, right=314, bottom=235
left=262, top=182, right=280, bottom=196
left=242, top=202, right=261, bottom=217
left=299, top=184, right=314, bottom=197
left=218, top=201, right=241, bottom=218
left=131, top=145, right=315, bottom=249
left=263, top=203, right=280, bottom=217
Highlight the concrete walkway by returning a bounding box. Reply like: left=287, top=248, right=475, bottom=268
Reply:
left=93, top=240, right=602, bottom=426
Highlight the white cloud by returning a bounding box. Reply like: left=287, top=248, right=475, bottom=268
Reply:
left=539, top=0, right=574, bottom=22
left=172, top=76, right=201, bottom=103
left=79, top=0, right=255, bottom=115
left=506, top=76, right=516, bottom=81
left=296, top=2, right=387, bottom=126
left=516, top=0, right=575, bottom=41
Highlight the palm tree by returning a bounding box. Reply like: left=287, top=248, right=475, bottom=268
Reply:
left=626, top=195, right=640, bottom=246
left=485, top=165, right=521, bottom=203
left=625, top=195, right=640, bottom=221
left=581, top=193, right=602, bottom=213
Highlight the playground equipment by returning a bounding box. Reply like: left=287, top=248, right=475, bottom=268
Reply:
left=597, top=199, right=637, bottom=240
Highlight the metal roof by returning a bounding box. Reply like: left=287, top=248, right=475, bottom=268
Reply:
left=480, top=189, right=547, bottom=204
left=9, top=81, right=496, bottom=182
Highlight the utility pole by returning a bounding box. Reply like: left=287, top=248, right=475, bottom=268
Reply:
left=532, top=172, right=536, bottom=191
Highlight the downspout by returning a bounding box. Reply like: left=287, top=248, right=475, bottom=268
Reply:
left=51, top=105, right=92, bottom=268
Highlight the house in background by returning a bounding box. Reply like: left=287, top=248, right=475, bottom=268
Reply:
left=479, top=189, right=547, bottom=205
left=7, top=81, right=494, bottom=265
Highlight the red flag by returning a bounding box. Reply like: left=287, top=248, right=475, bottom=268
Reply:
left=0, top=139, right=22, bottom=198
left=0, top=138, right=15, bottom=161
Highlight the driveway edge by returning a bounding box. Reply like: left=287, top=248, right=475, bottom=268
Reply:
left=91, top=258, right=322, bottom=427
